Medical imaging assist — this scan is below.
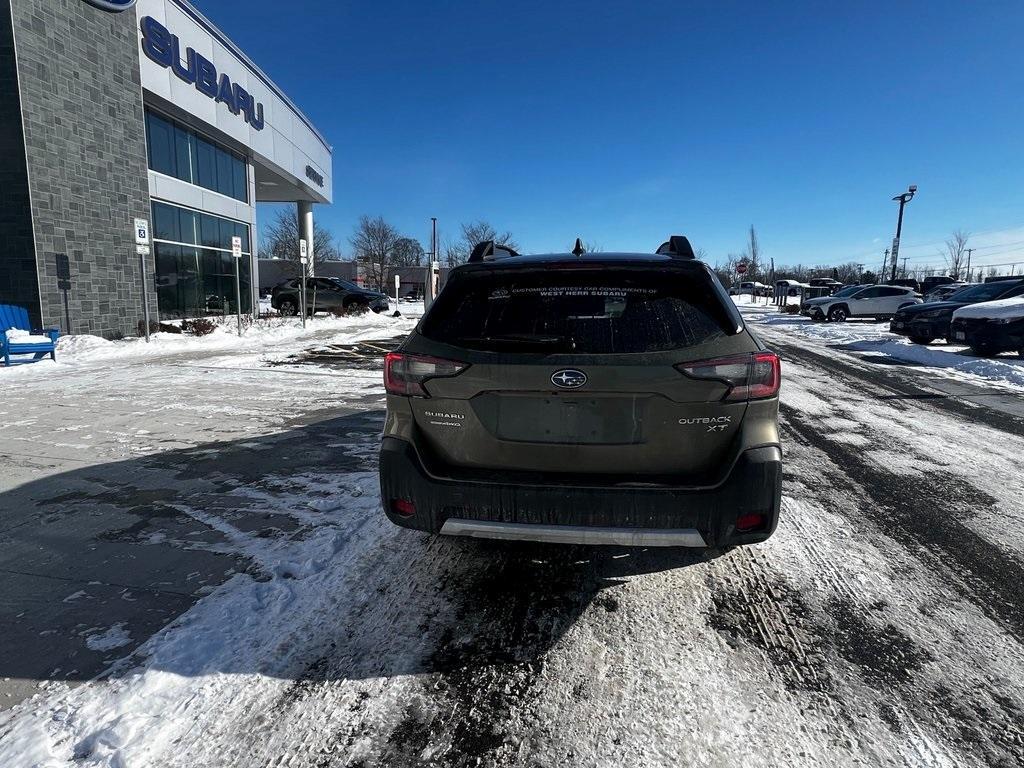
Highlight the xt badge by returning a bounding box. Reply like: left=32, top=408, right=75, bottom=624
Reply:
left=679, top=415, right=732, bottom=433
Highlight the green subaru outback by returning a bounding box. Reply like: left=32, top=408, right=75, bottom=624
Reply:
left=379, top=236, right=781, bottom=548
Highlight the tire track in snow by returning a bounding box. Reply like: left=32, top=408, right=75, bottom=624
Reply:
left=782, top=402, right=1024, bottom=644
left=776, top=405, right=1024, bottom=766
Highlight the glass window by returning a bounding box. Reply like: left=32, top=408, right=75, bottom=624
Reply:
left=155, top=243, right=203, bottom=320
left=216, top=148, right=235, bottom=198
left=146, top=110, right=248, bottom=202
left=195, top=136, right=218, bottom=191
left=232, top=157, right=248, bottom=202
left=200, top=214, right=222, bottom=250
left=146, top=112, right=175, bottom=177
left=173, top=125, right=196, bottom=184
left=422, top=271, right=730, bottom=354
left=178, top=208, right=198, bottom=246
left=152, top=202, right=180, bottom=242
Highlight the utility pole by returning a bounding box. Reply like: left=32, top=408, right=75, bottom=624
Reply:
left=901, top=257, right=908, bottom=278
left=965, top=248, right=974, bottom=282
left=431, top=217, right=437, bottom=265
left=890, top=185, right=918, bottom=282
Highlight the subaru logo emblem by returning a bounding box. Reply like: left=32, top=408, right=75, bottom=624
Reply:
left=551, top=369, right=587, bottom=389
left=83, top=0, right=137, bottom=11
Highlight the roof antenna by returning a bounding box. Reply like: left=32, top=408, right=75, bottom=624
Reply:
left=572, top=237, right=585, bottom=257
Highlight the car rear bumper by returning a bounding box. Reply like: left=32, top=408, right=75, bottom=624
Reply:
left=889, top=317, right=949, bottom=339
left=949, top=320, right=1023, bottom=351
left=379, top=437, right=782, bottom=548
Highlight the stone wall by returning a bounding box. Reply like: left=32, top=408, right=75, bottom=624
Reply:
left=10, top=0, right=155, bottom=338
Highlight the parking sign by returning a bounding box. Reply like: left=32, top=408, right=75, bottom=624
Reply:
left=231, top=236, right=242, bottom=258
left=134, top=218, right=149, bottom=245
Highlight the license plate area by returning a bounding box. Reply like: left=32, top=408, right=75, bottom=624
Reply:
left=955, top=331, right=966, bottom=340
left=490, top=394, right=647, bottom=445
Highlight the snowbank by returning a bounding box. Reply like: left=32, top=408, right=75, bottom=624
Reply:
left=748, top=307, right=1024, bottom=390
left=953, top=296, right=1024, bottom=321
left=0, top=310, right=419, bottom=377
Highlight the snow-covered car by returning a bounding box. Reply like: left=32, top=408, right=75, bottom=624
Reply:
left=803, top=285, right=919, bottom=322
left=736, top=281, right=769, bottom=297
left=890, top=278, right=1024, bottom=344
left=949, top=296, right=1024, bottom=357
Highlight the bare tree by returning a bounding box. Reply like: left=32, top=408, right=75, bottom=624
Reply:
left=392, top=237, right=425, bottom=267
left=350, top=216, right=400, bottom=291
left=445, top=220, right=519, bottom=265
left=260, top=208, right=341, bottom=277
left=940, top=230, right=970, bottom=280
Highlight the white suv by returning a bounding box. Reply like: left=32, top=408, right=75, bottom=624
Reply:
left=805, top=285, right=921, bottom=322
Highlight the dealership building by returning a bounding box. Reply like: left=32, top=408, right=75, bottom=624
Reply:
left=1, top=0, right=332, bottom=337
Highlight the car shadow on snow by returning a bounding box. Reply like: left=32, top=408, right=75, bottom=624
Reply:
left=0, top=408, right=715, bottom=706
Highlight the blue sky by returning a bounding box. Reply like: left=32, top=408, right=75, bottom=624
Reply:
left=194, top=0, right=1024, bottom=270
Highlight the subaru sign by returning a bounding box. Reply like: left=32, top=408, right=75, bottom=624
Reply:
left=140, top=17, right=265, bottom=131
left=83, top=0, right=137, bottom=10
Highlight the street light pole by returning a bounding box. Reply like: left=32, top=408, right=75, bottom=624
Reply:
left=890, top=185, right=917, bottom=282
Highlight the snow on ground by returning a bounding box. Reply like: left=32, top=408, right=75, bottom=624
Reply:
left=742, top=303, right=1024, bottom=391
left=0, top=304, right=423, bottom=379
left=2, top=296, right=1024, bottom=767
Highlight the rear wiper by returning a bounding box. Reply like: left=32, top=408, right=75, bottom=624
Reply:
left=456, top=334, right=576, bottom=350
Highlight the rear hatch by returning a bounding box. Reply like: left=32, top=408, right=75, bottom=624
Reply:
left=405, top=264, right=761, bottom=482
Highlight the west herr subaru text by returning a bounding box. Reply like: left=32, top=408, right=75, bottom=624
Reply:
left=378, top=238, right=782, bottom=548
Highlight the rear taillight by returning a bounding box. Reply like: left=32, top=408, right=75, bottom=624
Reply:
left=384, top=352, right=468, bottom=397
left=676, top=352, right=781, bottom=401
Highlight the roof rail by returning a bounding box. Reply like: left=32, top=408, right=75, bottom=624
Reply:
left=655, top=235, right=696, bottom=260
left=467, top=240, right=521, bottom=263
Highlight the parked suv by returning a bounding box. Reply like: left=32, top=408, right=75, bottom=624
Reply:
left=271, top=277, right=389, bottom=315
left=379, top=236, right=782, bottom=549
left=803, top=285, right=919, bottom=322
left=890, top=278, right=1024, bottom=344
left=950, top=297, right=1024, bottom=357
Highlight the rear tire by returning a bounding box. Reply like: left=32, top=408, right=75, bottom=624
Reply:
left=971, top=344, right=996, bottom=357
left=827, top=305, right=849, bottom=322
left=278, top=299, right=298, bottom=317
left=909, top=335, right=934, bottom=345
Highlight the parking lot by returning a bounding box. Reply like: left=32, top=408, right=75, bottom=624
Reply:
left=1, top=309, right=1023, bottom=767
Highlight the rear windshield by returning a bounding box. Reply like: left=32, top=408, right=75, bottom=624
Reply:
left=953, top=281, right=1023, bottom=302
left=421, top=270, right=733, bottom=353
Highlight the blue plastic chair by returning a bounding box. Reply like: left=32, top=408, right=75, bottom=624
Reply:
left=0, top=305, right=59, bottom=366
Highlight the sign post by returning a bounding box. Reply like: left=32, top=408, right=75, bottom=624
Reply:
left=55, top=254, right=72, bottom=334
left=134, top=218, right=151, bottom=342
left=231, top=236, right=243, bottom=336
left=299, top=238, right=308, bottom=329
left=394, top=273, right=401, bottom=310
